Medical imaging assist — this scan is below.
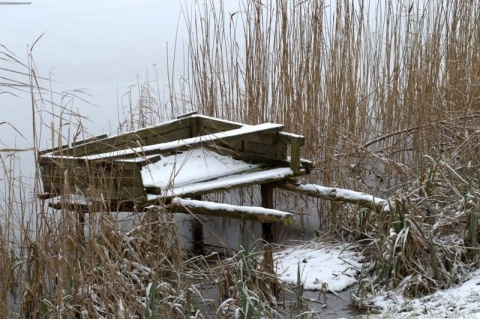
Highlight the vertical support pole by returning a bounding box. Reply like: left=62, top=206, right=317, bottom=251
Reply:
left=261, top=184, right=274, bottom=242
left=290, top=137, right=301, bottom=174
left=190, top=115, right=199, bottom=138
left=77, top=209, right=86, bottom=245
left=191, top=195, right=204, bottom=254
left=262, top=243, right=280, bottom=297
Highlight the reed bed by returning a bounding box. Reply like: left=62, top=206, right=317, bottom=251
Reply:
left=181, top=0, right=480, bottom=308
left=1, top=0, right=480, bottom=317
left=184, top=0, right=480, bottom=193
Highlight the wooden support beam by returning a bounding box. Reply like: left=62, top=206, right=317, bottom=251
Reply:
left=290, top=137, right=302, bottom=174
left=158, top=167, right=295, bottom=200
left=190, top=195, right=204, bottom=254
left=169, top=198, right=295, bottom=225
left=68, top=123, right=285, bottom=161
left=43, top=117, right=194, bottom=157
left=271, top=180, right=391, bottom=213
left=77, top=209, right=86, bottom=245
left=261, top=184, right=274, bottom=241
left=177, top=110, right=198, bottom=119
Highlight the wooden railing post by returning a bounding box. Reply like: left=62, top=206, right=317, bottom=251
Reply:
left=290, top=137, right=301, bottom=174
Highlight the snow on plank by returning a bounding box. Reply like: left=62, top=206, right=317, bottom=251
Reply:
left=142, top=148, right=259, bottom=190
left=273, top=180, right=391, bottom=213
left=170, top=197, right=295, bottom=225
left=148, top=167, right=295, bottom=199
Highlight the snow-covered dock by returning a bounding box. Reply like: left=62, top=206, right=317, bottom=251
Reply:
left=38, top=112, right=311, bottom=226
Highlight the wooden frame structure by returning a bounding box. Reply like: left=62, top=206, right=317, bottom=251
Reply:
left=38, top=112, right=391, bottom=246
left=38, top=112, right=313, bottom=230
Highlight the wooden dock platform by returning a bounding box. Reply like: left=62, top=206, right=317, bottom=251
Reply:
left=38, top=112, right=312, bottom=226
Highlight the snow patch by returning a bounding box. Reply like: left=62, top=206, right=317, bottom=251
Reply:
left=275, top=242, right=364, bottom=292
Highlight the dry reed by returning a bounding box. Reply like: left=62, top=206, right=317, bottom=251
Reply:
left=182, top=0, right=480, bottom=303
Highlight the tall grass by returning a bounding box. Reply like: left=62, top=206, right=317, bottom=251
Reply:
left=184, top=0, right=480, bottom=192
left=181, top=0, right=480, bottom=301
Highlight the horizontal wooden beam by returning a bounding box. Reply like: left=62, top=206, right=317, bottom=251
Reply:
left=277, top=132, right=305, bottom=146
left=169, top=198, right=295, bottom=225
left=271, top=180, right=391, bottom=213
left=65, top=123, right=284, bottom=161
left=155, top=167, right=296, bottom=199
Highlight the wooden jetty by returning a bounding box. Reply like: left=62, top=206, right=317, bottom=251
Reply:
left=38, top=112, right=311, bottom=229
left=38, top=112, right=388, bottom=243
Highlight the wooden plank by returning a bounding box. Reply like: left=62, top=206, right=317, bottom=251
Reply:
left=40, top=116, right=195, bottom=157
left=115, top=154, right=162, bottom=166
left=38, top=142, right=73, bottom=156
left=261, top=184, right=275, bottom=240
left=244, top=140, right=287, bottom=161
left=203, top=145, right=288, bottom=167
left=290, top=137, right=302, bottom=174
left=197, top=117, right=281, bottom=144
left=195, top=116, right=243, bottom=136
left=71, top=134, right=108, bottom=147
left=270, top=180, right=390, bottom=213
left=56, top=117, right=194, bottom=156
left=170, top=198, right=295, bottom=225
left=278, top=132, right=305, bottom=146
left=79, top=123, right=285, bottom=161
left=196, top=118, right=302, bottom=162
left=278, top=132, right=305, bottom=173
left=38, top=157, right=147, bottom=203
left=153, top=167, right=296, bottom=200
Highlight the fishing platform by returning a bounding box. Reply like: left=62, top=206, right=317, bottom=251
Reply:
left=38, top=112, right=314, bottom=232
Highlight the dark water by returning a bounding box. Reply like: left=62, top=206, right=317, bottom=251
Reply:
left=303, top=290, right=364, bottom=319
left=194, top=276, right=364, bottom=318
left=175, top=211, right=365, bottom=318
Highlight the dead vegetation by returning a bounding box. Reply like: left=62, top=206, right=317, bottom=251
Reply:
left=182, top=0, right=480, bottom=305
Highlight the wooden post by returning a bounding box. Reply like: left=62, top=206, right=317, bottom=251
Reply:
left=77, top=209, right=86, bottom=245
left=290, top=137, right=301, bottom=174
left=191, top=195, right=204, bottom=254
left=262, top=243, right=280, bottom=297
left=261, top=184, right=274, bottom=241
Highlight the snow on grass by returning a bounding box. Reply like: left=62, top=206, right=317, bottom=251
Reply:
left=274, top=241, right=364, bottom=292
left=274, top=241, right=480, bottom=318
left=364, top=269, right=480, bottom=319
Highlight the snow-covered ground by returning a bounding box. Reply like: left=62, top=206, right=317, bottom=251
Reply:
left=365, top=269, right=480, bottom=319
left=273, top=240, right=480, bottom=318
left=274, top=241, right=364, bottom=293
